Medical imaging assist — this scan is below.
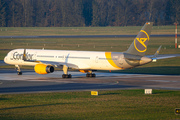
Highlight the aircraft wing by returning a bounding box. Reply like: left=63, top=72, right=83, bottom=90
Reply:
left=38, top=60, right=80, bottom=69
left=25, top=60, right=91, bottom=70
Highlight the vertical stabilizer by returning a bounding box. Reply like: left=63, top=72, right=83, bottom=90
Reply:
left=125, top=22, right=153, bottom=56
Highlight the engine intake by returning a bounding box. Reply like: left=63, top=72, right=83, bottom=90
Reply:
left=34, top=64, right=54, bottom=74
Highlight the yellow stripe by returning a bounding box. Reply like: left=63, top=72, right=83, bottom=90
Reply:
left=105, top=52, right=121, bottom=69
left=141, top=30, right=149, bottom=40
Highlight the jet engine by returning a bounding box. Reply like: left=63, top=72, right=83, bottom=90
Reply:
left=34, top=64, right=54, bottom=74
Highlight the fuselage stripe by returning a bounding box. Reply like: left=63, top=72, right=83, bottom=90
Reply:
left=105, top=52, right=121, bottom=69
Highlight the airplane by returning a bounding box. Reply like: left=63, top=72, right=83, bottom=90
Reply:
left=4, top=22, right=180, bottom=78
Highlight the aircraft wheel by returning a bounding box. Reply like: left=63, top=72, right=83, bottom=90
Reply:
left=92, top=73, right=96, bottom=77
left=62, top=74, right=72, bottom=78
left=68, top=74, right=72, bottom=78
left=86, top=73, right=96, bottom=77
left=86, top=73, right=90, bottom=77
left=62, top=74, right=66, bottom=78
left=18, top=72, right=22, bottom=75
left=65, top=74, right=69, bottom=78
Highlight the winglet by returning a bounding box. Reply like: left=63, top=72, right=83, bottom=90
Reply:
left=154, top=45, right=162, bottom=57
left=152, top=45, right=162, bottom=62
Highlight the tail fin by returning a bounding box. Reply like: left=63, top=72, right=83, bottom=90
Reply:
left=125, top=22, right=153, bottom=56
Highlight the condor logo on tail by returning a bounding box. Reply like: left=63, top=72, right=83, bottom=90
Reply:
left=134, top=30, right=149, bottom=53
left=125, top=22, right=153, bottom=56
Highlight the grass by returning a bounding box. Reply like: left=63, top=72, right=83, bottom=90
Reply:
left=0, top=25, right=177, bottom=36
left=0, top=89, right=180, bottom=119
left=0, top=37, right=179, bottom=56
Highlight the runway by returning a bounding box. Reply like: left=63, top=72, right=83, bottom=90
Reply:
left=0, top=60, right=7, bottom=66
left=0, top=69, right=180, bottom=94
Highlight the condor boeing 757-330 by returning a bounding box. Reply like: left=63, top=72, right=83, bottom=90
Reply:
left=4, top=22, right=180, bottom=78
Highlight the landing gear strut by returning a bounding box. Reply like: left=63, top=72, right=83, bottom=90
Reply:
left=15, top=65, right=22, bottom=75
left=62, top=65, right=72, bottom=78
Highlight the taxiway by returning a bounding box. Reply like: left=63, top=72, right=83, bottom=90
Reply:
left=0, top=69, right=180, bottom=94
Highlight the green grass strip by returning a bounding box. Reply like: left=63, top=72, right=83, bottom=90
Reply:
left=0, top=89, right=180, bottom=119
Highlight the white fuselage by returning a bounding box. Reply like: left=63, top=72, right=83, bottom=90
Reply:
left=4, top=49, right=127, bottom=70
left=4, top=49, right=152, bottom=71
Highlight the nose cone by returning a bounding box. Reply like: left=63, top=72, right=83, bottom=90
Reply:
left=4, top=56, right=8, bottom=64
left=140, top=56, right=152, bottom=65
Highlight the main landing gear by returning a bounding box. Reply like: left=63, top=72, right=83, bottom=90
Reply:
left=62, top=65, right=96, bottom=78
left=62, top=74, right=72, bottom=78
left=86, top=70, right=96, bottom=77
left=62, top=65, right=72, bottom=78
left=86, top=73, right=96, bottom=77
left=15, top=65, right=22, bottom=75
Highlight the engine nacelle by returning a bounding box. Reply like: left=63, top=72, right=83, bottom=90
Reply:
left=34, top=64, right=54, bottom=74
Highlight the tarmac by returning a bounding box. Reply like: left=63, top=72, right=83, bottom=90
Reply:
left=0, top=69, right=180, bottom=94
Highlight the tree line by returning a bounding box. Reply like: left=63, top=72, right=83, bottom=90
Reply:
left=0, top=0, right=180, bottom=27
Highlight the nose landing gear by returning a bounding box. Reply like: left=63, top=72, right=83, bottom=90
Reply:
left=15, top=65, right=22, bottom=75
left=17, top=71, right=22, bottom=75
